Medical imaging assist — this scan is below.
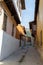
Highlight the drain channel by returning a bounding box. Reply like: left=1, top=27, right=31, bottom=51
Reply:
left=19, top=49, right=28, bottom=63
left=19, top=54, right=25, bottom=63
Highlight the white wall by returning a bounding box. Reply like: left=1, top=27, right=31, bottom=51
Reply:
left=0, top=30, right=3, bottom=60
left=0, top=30, right=20, bottom=60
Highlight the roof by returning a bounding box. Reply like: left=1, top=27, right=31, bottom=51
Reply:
left=4, top=0, right=20, bottom=24
left=29, top=0, right=40, bottom=25
left=21, top=0, right=26, bottom=9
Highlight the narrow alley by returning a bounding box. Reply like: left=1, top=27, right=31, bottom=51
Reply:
left=0, top=0, right=43, bottom=65
left=0, top=44, right=43, bottom=65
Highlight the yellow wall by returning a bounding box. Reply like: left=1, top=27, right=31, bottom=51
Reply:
left=15, top=24, right=25, bottom=39
left=36, top=0, right=43, bottom=59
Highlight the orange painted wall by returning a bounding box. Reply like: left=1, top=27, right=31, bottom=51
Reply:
left=15, top=24, right=26, bottom=39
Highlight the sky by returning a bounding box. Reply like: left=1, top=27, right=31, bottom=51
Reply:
left=21, top=0, right=35, bottom=29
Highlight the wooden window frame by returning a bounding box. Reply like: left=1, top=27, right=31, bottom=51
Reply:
left=12, top=24, right=14, bottom=36
left=2, top=13, right=7, bottom=31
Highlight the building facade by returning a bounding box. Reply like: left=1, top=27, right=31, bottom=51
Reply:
left=15, top=24, right=26, bottom=39
left=29, top=0, right=43, bottom=60
left=36, top=0, right=43, bottom=59
left=0, top=0, right=25, bottom=60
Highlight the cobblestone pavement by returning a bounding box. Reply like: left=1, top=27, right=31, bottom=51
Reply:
left=0, top=45, right=43, bottom=65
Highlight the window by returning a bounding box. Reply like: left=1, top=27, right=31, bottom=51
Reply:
left=2, top=13, right=7, bottom=31
left=12, top=24, right=14, bottom=36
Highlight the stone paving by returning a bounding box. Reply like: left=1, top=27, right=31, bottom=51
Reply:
left=0, top=45, right=43, bottom=65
